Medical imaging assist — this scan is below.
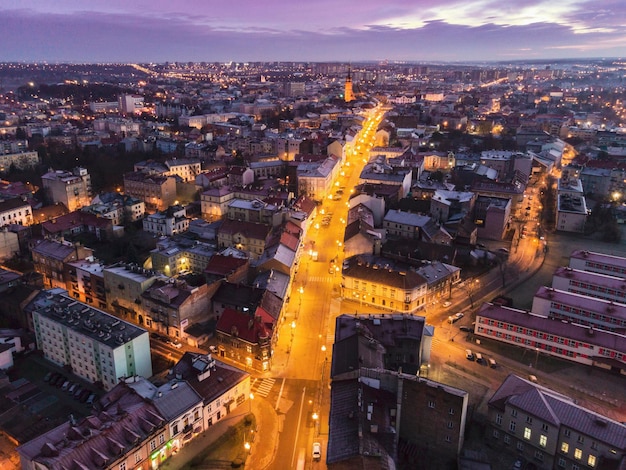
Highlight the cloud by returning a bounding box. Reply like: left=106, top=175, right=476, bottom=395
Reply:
left=0, top=3, right=624, bottom=62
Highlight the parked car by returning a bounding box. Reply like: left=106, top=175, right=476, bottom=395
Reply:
left=68, top=383, right=78, bottom=394
left=209, top=345, right=218, bottom=353
left=48, top=373, right=61, bottom=385
left=79, top=389, right=91, bottom=403
left=73, top=386, right=84, bottom=398
left=466, top=349, right=475, bottom=361
left=169, top=340, right=182, bottom=349
left=442, top=301, right=452, bottom=308
left=43, top=372, right=53, bottom=382
left=86, top=393, right=96, bottom=405
left=56, top=377, right=67, bottom=388
left=459, top=325, right=472, bottom=332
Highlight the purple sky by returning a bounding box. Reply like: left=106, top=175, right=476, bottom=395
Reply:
left=1, top=0, right=625, bottom=63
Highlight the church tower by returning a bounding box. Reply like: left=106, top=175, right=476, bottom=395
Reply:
left=344, top=66, right=354, bottom=103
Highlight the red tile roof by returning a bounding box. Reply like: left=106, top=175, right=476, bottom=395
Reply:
left=215, top=307, right=273, bottom=343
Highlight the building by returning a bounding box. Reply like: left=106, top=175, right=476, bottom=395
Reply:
left=41, top=167, right=92, bottom=212
left=150, top=237, right=215, bottom=276
left=66, top=259, right=107, bottom=309
left=328, top=314, right=468, bottom=468
left=341, top=255, right=429, bottom=313
left=487, top=374, right=626, bottom=470
left=296, top=155, right=341, bottom=201
left=551, top=266, right=626, bottom=306
left=556, top=178, right=588, bottom=233
left=475, top=302, right=626, bottom=374
left=140, top=279, right=212, bottom=341
left=30, top=290, right=152, bottom=390
left=217, top=219, right=272, bottom=260
left=532, top=286, right=626, bottom=333
left=118, top=93, right=144, bottom=114
left=473, top=195, right=512, bottom=241
left=143, top=205, right=190, bottom=236
left=344, top=68, right=354, bottom=103
left=103, top=263, right=161, bottom=324
left=17, top=380, right=171, bottom=470
left=123, top=171, right=177, bottom=212
left=430, top=190, right=476, bottom=224
left=32, top=239, right=94, bottom=289
left=168, top=352, right=251, bottom=431
left=383, top=209, right=431, bottom=240
left=0, top=150, right=39, bottom=172
left=568, top=250, right=626, bottom=278
left=0, top=197, right=33, bottom=228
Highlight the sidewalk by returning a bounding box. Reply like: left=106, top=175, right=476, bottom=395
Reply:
left=160, top=395, right=279, bottom=470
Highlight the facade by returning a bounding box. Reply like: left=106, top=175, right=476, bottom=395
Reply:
left=41, top=167, right=92, bottom=212
left=217, top=218, right=271, bottom=260
left=0, top=150, right=39, bottom=172
left=296, top=155, right=341, bottom=201
left=118, top=93, right=144, bottom=114
left=226, top=198, right=281, bottom=226
left=556, top=178, right=588, bottom=233
left=341, top=255, right=429, bottom=313
left=140, top=279, right=212, bottom=340
left=475, top=302, right=626, bottom=374
left=430, top=190, right=476, bottom=224
left=383, top=209, right=431, bottom=239
left=103, top=263, right=161, bottom=324
left=200, top=186, right=235, bottom=220
left=487, top=374, right=626, bottom=470
left=474, top=195, right=512, bottom=241
left=32, top=239, right=94, bottom=289
left=66, top=259, right=107, bottom=309
left=0, top=197, right=33, bottom=228
left=143, top=205, right=190, bottom=236
left=123, top=171, right=177, bottom=212
left=150, top=238, right=215, bottom=276
left=30, top=290, right=152, bottom=390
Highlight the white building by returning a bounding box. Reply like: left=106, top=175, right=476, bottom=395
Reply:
left=143, top=205, right=190, bottom=236
left=30, top=289, right=152, bottom=390
left=0, top=197, right=33, bottom=227
left=118, top=94, right=144, bottom=114
left=0, top=151, right=39, bottom=172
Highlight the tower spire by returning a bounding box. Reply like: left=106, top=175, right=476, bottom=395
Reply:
left=344, top=64, right=354, bottom=103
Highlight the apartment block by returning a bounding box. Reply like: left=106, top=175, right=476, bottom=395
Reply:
left=30, top=290, right=152, bottom=390
left=41, top=167, right=92, bottom=212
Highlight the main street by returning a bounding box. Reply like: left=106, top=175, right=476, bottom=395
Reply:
left=265, top=105, right=388, bottom=470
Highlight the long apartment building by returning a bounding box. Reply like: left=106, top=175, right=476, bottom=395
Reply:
left=30, top=290, right=152, bottom=390
left=569, top=250, right=626, bottom=278
left=532, top=286, right=626, bottom=333
left=475, top=302, right=626, bottom=374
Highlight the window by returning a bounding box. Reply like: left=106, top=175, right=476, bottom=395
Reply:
left=428, top=401, right=435, bottom=408
left=135, top=452, right=142, bottom=464
left=591, top=441, right=598, bottom=450
left=534, top=450, right=544, bottom=461
left=574, top=448, right=582, bottom=460
left=577, top=435, right=584, bottom=444
left=542, top=423, right=549, bottom=431
left=493, top=429, right=500, bottom=439
left=572, top=465, right=579, bottom=470
left=524, top=428, right=531, bottom=440
left=444, top=435, right=452, bottom=443
left=588, top=455, right=596, bottom=467
left=447, top=421, right=453, bottom=429
left=449, top=408, right=455, bottom=415
left=510, top=421, right=516, bottom=432
left=517, top=442, right=524, bottom=451
left=496, top=414, right=502, bottom=425
left=150, top=440, right=156, bottom=451
left=119, top=463, right=126, bottom=470
left=173, top=423, right=179, bottom=435
left=564, top=429, right=571, bottom=437
left=159, top=434, right=165, bottom=445
left=511, top=409, right=518, bottom=417
left=503, top=435, right=510, bottom=444
left=561, top=442, right=569, bottom=453
left=558, top=457, right=566, bottom=467
left=540, top=435, right=547, bottom=447
left=526, top=416, right=533, bottom=424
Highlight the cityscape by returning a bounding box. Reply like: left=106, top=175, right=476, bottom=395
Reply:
left=0, top=13, right=626, bottom=470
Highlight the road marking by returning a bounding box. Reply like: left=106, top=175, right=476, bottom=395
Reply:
left=252, top=378, right=275, bottom=397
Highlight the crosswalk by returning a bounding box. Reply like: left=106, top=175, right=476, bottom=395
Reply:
left=251, top=378, right=275, bottom=398
left=307, top=276, right=335, bottom=283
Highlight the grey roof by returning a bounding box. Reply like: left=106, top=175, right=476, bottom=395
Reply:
left=489, top=375, right=626, bottom=448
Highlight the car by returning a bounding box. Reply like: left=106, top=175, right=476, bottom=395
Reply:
left=169, top=340, right=182, bottom=349
left=496, top=247, right=510, bottom=255
left=43, top=372, right=53, bottom=383
left=78, top=388, right=91, bottom=402
left=442, top=301, right=452, bottom=308
left=448, top=312, right=464, bottom=323
left=68, top=383, right=78, bottom=394
left=73, top=386, right=84, bottom=398
left=475, top=353, right=484, bottom=364
left=48, top=373, right=61, bottom=385
left=55, top=376, right=67, bottom=388
left=459, top=325, right=472, bottom=332
left=465, top=349, right=475, bottom=361
left=312, top=442, right=322, bottom=461
left=86, top=393, right=96, bottom=405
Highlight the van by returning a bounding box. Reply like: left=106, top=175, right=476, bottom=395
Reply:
left=475, top=353, right=483, bottom=364
left=488, top=358, right=497, bottom=368
left=465, top=349, right=474, bottom=361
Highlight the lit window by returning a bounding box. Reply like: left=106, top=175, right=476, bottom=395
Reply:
left=574, top=448, right=582, bottom=460
left=561, top=442, right=569, bottom=453
left=524, top=427, right=531, bottom=440
left=540, top=435, right=547, bottom=447
left=588, top=455, right=596, bottom=467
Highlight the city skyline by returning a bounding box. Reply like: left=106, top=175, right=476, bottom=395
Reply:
left=1, top=0, right=625, bottom=64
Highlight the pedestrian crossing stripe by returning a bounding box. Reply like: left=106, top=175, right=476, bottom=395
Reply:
left=252, top=378, right=276, bottom=397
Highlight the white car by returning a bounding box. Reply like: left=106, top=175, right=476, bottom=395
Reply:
left=312, top=442, right=322, bottom=460
left=442, top=301, right=452, bottom=308
left=448, top=312, right=464, bottom=323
